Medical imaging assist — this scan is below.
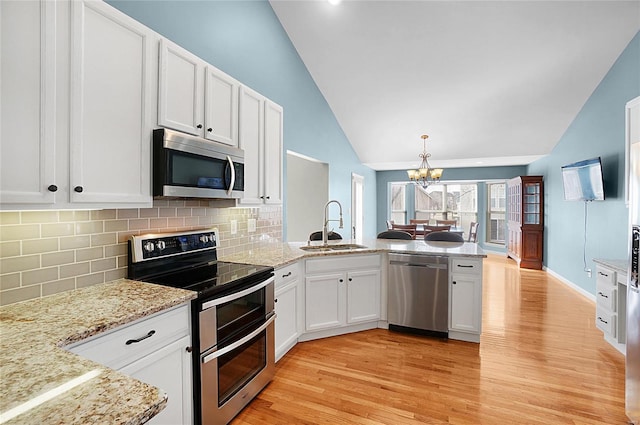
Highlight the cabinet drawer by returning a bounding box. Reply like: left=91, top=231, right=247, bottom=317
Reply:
left=595, top=306, right=616, bottom=337
left=276, top=262, right=299, bottom=288
left=596, top=284, right=617, bottom=312
left=450, top=258, right=482, bottom=274
left=595, top=266, right=615, bottom=287
left=68, top=304, right=190, bottom=370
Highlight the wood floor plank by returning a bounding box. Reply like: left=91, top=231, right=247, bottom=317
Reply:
left=231, top=254, right=627, bottom=424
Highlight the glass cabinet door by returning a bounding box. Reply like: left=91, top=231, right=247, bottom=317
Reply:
left=523, top=182, right=541, bottom=225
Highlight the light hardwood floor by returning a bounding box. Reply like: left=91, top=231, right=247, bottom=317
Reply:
left=232, top=254, right=627, bottom=424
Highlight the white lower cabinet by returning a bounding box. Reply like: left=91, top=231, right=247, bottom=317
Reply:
left=274, top=262, right=302, bottom=361
left=67, top=304, right=192, bottom=424
left=303, top=255, right=381, bottom=339
left=594, top=263, right=627, bottom=354
left=449, top=257, right=483, bottom=342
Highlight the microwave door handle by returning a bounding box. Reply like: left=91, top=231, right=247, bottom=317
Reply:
left=226, top=156, right=235, bottom=196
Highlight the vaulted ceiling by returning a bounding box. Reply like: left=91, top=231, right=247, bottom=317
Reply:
left=270, top=0, right=640, bottom=170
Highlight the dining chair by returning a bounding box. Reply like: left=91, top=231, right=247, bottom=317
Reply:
left=468, top=222, right=479, bottom=243
left=309, top=231, right=342, bottom=241
left=376, top=230, right=413, bottom=240
left=386, top=220, right=395, bottom=229
left=425, top=231, right=464, bottom=242
left=409, top=219, right=430, bottom=225
left=390, top=224, right=417, bottom=239
left=423, top=224, right=451, bottom=233
left=436, top=219, right=457, bottom=227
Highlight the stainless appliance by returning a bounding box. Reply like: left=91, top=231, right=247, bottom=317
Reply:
left=153, top=128, right=245, bottom=199
left=627, top=137, right=640, bottom=424
left=387, top=253, right=448, bottom=337
left=128, top=229, right=275, bottom=425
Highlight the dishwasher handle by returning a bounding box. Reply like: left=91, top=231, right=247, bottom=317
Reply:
left=388, top=253, right=448, bottom=269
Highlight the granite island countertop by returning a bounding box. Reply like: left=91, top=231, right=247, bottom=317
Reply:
left=0, top=279, right=196, bottom=425
left=220, top=238, right=486, bottom=268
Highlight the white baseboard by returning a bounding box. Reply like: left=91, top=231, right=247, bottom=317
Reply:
left=544, top=266, right=595, bottom=302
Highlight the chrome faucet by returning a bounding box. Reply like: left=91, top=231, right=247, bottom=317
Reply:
left=322, top=200, right=344, bottom=245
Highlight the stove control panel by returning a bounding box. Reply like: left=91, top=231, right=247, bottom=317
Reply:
left=129, top=228, right=218, bottom=262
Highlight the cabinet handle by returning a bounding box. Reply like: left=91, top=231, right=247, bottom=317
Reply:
left=186, top=346, right=193, bottom=353
left=457, top=264, right=473, bottom=268
left=598, top=292, right=609, bottom=298
left=125, top=330, right=156, bottom=345
left=197, top=124, right=203, bottom=129
left=598, top=272, right=608, bottom=277
left=597, top=317, right=608, bottom=325
left=282, top=272, right=292, bottom=278
left=47, top=185, right=58, bottom=192
left=207, top=128, right=213, bottom=133
left=74, top=186, right=83, bottom=193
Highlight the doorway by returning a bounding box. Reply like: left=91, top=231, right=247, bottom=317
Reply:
left=286, top=151, right=329, bottom=242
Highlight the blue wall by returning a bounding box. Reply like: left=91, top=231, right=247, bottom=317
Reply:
left=527, top=31, right=640, bottom=295
left=376, top=166, right=528, bottom=250
left=107, top=0, right=377, bottom=238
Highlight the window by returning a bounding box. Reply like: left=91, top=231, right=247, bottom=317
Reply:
left=390, top=183, right=406, bottom=225
left=487, top=183, right=506, bottom=244
left=414, top=184, right=477, bottom=234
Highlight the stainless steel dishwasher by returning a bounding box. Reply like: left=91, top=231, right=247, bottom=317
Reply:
left=388, top=253, right=448, bottom=337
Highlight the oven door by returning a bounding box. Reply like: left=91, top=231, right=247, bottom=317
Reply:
left=200, top=313, right=275, bottom=425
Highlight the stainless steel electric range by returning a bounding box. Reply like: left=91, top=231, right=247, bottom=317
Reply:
left=127, top=228, right=275, bottom=425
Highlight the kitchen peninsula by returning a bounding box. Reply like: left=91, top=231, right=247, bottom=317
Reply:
left=0, top=239, right=484, bottom=425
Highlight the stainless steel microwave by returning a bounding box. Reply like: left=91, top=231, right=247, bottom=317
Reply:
left=153, top=128, right=244, bottom=199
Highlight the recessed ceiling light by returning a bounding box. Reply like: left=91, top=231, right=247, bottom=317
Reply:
left=328, top=0, right=342, bottom=5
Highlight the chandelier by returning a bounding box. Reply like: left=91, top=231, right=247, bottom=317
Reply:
left=406, top=134, right=443, bottom=188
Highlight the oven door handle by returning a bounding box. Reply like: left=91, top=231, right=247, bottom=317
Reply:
left=202, top=313, right=276, bottom=364
left=201, top=276, right=274, bottom=311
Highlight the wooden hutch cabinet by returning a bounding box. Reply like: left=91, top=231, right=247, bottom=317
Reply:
left=507, top=176, right=544, bottom=269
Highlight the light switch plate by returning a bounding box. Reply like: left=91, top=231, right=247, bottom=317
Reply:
left=248, top=218, right=256, bottom=233
left=230, top=219, right=237, bottom=235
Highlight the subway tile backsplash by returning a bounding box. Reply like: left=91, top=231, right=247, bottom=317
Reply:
left=0, top=200, right=282, bottom=306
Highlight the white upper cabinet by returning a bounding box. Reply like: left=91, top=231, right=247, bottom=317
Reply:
left=158, top=38, right=203, bottom=136
left=69, top=0, right=154, bottom=206
left=0, top=0, right=57, bottom=205
left=205, top=66, right=239, bottom=146
left=0, top=0, right=154, bottom=210
left=239, top=85, right=283, bottom=205
left=158, top=39, right=239, bottom=146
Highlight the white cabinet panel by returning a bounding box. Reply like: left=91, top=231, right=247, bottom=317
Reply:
left=275, top=280, right=298, bottom=361
left=449, top=257, right=483, bottom=341
left=305, top=272, right=345, bottom=332
left=205, top=66, right=238, bottom=146
left=70, top=0, right=153, bottom=205
left=347, top=269, right=381, bottom=324
left=158, top=38, right=203, bottom=136
left=0, top=0, right=56, bottom=205
left=239, top=85, right=283, bottom=205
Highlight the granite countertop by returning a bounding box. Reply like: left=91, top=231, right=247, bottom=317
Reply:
left=0, top=279, right=196, bottom=425
left=593, top=258, right=629, bottom=275
left=220, top=238, right=486, bottom=268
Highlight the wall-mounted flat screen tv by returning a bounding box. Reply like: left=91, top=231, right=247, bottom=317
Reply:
left=561, top=157, right=605, bottom=201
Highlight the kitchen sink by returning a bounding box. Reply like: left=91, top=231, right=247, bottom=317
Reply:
left=299, top=244, right=368, bottom=252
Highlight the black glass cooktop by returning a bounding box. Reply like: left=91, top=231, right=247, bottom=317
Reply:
left=128, top=249, right=273, bottom=298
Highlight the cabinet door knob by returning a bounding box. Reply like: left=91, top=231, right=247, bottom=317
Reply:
left=348, top=278, right=353, bottom=282
left=265, top=196, right=270, bottom=200
left=207, top=128, right=213, bottom=133
left=275, top=298, right=278, bottom=303
left=74, top=186, right=83, bottom=193
left=47, top=185, right=58, bottom=192
left=197, top=124, right=203, bottom=129
left=339, top=279, right=344, bottom=283
left=453, top=281, right=457, bottom=285
left=186, top=346, right=193, bottom=353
